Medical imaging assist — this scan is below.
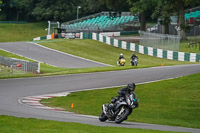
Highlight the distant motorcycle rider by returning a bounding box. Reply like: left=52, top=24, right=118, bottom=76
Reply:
left=119, top=53, right=125, bottom=60
left=131, top=52, right=138, bottom=60
left=131, top=52, right=138, bottom=66
left=118, top=53, right=125, bottom=65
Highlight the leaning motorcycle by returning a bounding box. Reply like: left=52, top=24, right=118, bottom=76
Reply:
left=117, top=58, right=126, bottom=66
left=131, top=58, right=138, bottom=66
left=99, top=93, right=138, bottom=124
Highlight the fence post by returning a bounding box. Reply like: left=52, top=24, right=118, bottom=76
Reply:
left=37, top=62, right=40, bottom=73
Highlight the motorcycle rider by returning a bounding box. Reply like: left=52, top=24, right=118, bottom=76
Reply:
left=118, top=82, right=136, bottom=99
left=131, top=52, right=138, bottom=60
left=131, top=52, right=138, bottom=66
left=106, top=82, right=138, bottom=114
left=118, top=53, right=125, bottom=65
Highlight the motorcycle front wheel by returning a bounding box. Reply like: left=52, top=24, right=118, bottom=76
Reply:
left=99, top=112, right=108, bottom=122
left=115, top=106, right=130, bottom=124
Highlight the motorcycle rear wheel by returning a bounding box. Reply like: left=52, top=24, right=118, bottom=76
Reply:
left=99, top=112, right=108, bottom=122
left=115, top=106, right=130, bottom=124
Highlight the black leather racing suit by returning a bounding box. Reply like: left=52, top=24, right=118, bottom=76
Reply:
left=108, top=87, right=138, bottom=111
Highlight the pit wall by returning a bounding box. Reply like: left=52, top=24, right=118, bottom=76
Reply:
left=92, top=33, right=200, bottom=63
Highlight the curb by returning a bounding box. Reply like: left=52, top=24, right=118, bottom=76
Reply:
left=19, top=92, right=70, bottom=111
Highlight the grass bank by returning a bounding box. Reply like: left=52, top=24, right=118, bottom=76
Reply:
left=0, top=22, right=47, bottom=42
left=0, top=38, right=196, bottom=79
left=41, top=73, right=200, bottom=129
left=180, top=40, right=200, bottom=54
left=0, top=115, right=185, bottom=133
left=38, top=39, right=193, bottom=67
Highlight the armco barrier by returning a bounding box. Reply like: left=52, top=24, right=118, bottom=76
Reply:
left=92, top=33, right=200, bottom=63
left=0, top=55, right=40, bottom=73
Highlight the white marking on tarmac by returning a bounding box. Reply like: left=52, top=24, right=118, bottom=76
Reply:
left=18, top=77, right=182, bottom=114
left=29, top=42, right=112, bottom=67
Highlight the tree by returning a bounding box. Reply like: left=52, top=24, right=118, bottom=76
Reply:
left=99, top=0, right=129, bottom=12
left=128, top=0, right=157, bottom=31
left=0, top=0, right=34, bottom=21
left=77, top=0, right=107, bottom=18
left=153, top=0, right=200, bottom=39
left=152, top=0, right=176, bottom=34
left=173, top=0, right=200, bottom=39
left=31, top=0, right=105, bottom=22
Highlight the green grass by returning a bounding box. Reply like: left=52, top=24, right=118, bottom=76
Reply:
left=41, top=73, right=200, bottom=129
left=0, top=115, right=186, bottom=133
left=0, top=38, right=196, bottom=78
left=0, top=22, right=47, bottom=42
left=0, top=49, right=69, bottom=78
left=0, top=49, right=33, bottom=61
left=180, top=40, right=200, bottom=54
left=0, top=64, right=36, bottom=78
left=38, top=39, right=194, bottom=67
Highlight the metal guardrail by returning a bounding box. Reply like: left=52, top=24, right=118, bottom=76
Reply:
left=0, top=55, right=40, bottom=73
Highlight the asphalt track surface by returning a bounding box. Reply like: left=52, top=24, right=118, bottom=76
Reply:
left=0, top=42, right=109, bottom=68
left=0, top=42, right=200, bottom=132
left=0, top=63, right=200, bottom=132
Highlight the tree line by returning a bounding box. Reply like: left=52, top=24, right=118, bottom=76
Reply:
left=0, top=0, right=200, bottom=39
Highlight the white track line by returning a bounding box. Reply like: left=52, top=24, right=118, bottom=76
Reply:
left=29, top=42, right=112, bottom=67
left=18, top=77, right=181, bottom=116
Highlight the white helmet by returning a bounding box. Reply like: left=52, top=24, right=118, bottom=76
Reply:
left=120, top=53, right=123, bottom=56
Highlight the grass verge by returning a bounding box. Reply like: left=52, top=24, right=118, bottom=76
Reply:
left=0, top=38, right=196, bottom=79
left=0, top=22, right=47, bottom=42
left=180, top=40, right=200, bottom=54
left=38, top=39, right=194, bottom=67
left=0, top=115, right=186, bottom=133
left=41, top=73, right=200, bottom=129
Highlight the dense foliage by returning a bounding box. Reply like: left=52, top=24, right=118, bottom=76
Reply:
left=0, top=0, right=107, bottom=21
left=0, top=0, right=200, bottom=39
left=1, top=0, right=199, bottom=23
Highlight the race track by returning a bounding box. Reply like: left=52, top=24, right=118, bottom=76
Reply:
left=0, top=42, right=109, bottom=68
left=0, top=42, right=200, bottom=132
left=0, top=63, right=200, bottom=133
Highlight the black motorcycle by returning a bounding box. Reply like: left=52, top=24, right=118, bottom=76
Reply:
left=99, top=93, right=138, bottom=124
left=131, top=58, right=138, bottom=66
